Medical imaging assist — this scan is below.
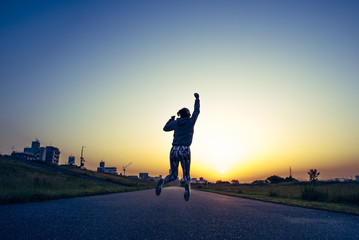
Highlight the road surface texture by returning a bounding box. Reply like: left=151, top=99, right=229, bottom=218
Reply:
left=1, top=187, right=359, bottom=240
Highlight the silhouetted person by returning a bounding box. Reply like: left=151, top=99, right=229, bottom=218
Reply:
left=156, top=93, right=200, bottom=201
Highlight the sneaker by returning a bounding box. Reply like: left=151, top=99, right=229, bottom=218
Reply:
left=155, top=179, right=164, bottom=196
left=184, top=183, right=191, bottom=201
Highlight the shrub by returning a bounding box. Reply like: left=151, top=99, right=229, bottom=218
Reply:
left=301, top=185, right=328, bottom=201
left=266, top=175, right=285, bottom=184
left=269, top=191, right=278, bottom=197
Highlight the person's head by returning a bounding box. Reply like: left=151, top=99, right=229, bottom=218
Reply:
left=177, top=108, right=191, bottom=118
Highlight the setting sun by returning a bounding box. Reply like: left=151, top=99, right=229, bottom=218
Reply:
left=191, top=116, right=258, bottom=180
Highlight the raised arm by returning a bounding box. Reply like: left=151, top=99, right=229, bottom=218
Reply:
left=191, top=93, right=200, bottom=123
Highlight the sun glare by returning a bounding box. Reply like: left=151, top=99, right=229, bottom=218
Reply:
left=195, top=128, right=253, bottom=176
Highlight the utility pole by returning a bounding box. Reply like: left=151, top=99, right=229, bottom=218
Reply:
left=80, top=146, right=86, bottom=168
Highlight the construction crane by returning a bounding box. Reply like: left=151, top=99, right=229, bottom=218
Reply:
left=122, top=162, right=132, bottom=176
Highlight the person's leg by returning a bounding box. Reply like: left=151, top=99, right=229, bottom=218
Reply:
left=180, top=146, right=191, bottom=201
left=156, top=146, right=179, bottom=196
left=164, top=146, right=180, bottom=184
left=180, top=146, right=191, bottom=183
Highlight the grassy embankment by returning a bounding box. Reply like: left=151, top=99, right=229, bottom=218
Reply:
left=0, top=155, right=155, bottom=205
left=193, top=182, right=359, bottom=216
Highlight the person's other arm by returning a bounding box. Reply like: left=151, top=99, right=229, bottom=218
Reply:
left=163, top=116, right=176, bottom=131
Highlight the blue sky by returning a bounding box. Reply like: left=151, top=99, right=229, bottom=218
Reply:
left=1, top=0, right=359, bottom=182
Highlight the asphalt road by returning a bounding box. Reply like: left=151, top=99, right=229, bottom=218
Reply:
left=1, top=187, right=359, bottom=240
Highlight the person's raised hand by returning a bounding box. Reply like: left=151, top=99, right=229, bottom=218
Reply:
left=194, top=93, right=199, bottom=99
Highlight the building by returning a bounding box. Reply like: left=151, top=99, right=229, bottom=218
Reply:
left=139, top=173, right=149, bottom=180
left=36, top=147, right=47, bottom=161
left=22, top=139, right=60, bottom=165
left=45, top=146, right=60, bottom=164
left=11, top=151, right=35, bottom=161
left=101, top=167, right=117, bottom=174
left=24, top=139, right=40, bottom=155
left=68, top=156, right=75, bottom=166
left=356, top=175, right=359, bottom=182
left=97, top=161, right=118, bottom=175
left=335, top=178, right=353, bottom=182
left=100, top=161, right=105, bottom=168
left=190, top=177, right=208, bottom=184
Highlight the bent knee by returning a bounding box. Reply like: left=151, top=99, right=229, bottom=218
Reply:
left=167, top=174, right=178, bottom=182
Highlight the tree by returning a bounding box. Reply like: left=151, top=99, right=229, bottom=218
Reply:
left=231, top=180, right=239, bottom=185
left=252, top=180, right=268, bottom=185
left=215, top=180, right=222, bottom=184
left=285, top=176, right=299, bottom=182
left=215, top=180, right=230, bottom=185
left=266, top=175, right=285, bottom=184
left=308, top=169, right=320, bottom=183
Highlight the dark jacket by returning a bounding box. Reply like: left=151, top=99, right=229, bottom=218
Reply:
left=163, top=99, right=200, bottom=146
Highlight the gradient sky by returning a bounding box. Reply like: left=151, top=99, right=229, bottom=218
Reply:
left=1, top=0, right=359, bottom=182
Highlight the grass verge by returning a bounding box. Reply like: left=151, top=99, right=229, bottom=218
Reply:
left=0, top=155, right=155, bottom=205
left=58, top=165, right=155, bottom=189
left=193, top=183, right=359, bottom=216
